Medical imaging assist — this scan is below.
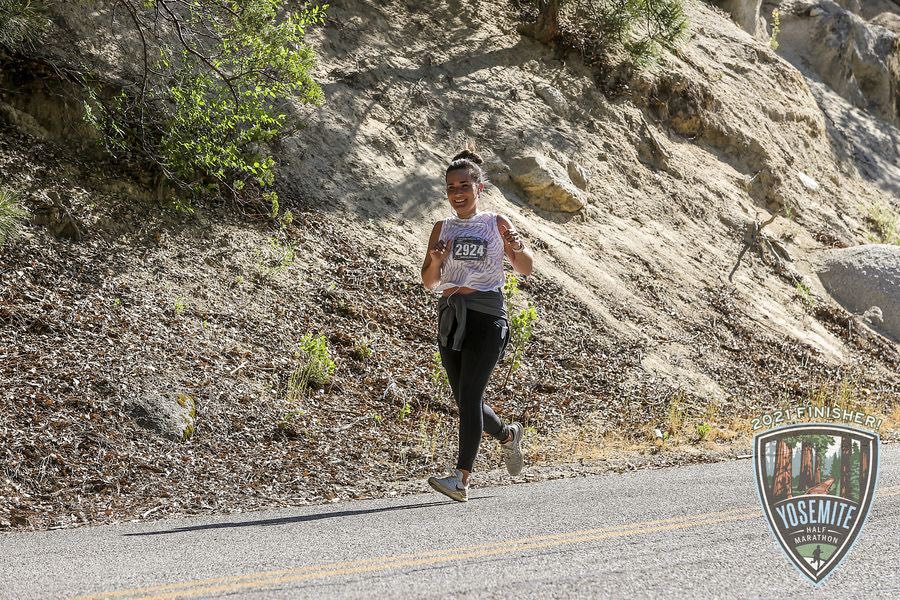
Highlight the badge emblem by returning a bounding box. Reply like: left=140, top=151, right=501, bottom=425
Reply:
left=753, top=423, right=879, bottom=584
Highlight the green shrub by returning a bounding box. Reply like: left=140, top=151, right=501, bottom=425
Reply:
left=81, top=0, right=328, bottom=209
left=769, top=9, right=781, bottom=51
left=287, top=333, right=335, bottom=401
left=0, top=186, right=28, bottom=245
left=501, top=273, right=539, bottom=380
left=696, top=422, right=711, bottom=441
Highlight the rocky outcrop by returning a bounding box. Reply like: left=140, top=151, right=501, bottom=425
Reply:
left=507, top=154, right=588, bottom=213
left=774, top=1, right=900, bottom=127
left=717, top=0, right=768, bottom=38
left=816, top=244, right=900, bottom=342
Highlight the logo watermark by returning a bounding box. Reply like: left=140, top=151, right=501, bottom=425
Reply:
left=752, top=409, right=880, bottom=584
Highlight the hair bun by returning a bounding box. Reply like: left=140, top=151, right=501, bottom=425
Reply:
left=451, top=149, right=484, bottom=165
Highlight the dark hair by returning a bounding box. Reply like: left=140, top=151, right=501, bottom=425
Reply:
left=446, top=149, right=486, bottom=184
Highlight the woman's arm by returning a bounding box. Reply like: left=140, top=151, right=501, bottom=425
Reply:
left=497, top=215, right=533, bottom=276
left=421, top=221, right=451, bottom=289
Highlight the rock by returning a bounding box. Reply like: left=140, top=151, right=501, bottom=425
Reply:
left=871, top=12, right=900, bottom=35
left=775, top=1, right=900, bottom=127
left=125, top=390, right=197, bottom=441
left=716, top=0, right=768, bottom=39
left=567, top=161, right=591, bottom=191
left=535, top=85, right=569, bottom=116
left=0, top=102, right=50, bottom=140
left=816, top=244, right=900, bottom=342
left=797, top=171, right=819, bottom=190
left=508, top=154, right=587, bottom=213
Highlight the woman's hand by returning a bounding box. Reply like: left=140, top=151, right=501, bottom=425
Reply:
left=430, top=237, right=454, bottom=265
left=501, top=227, right=525, bottom=253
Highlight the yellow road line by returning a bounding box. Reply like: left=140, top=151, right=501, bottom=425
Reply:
left=77, top=484, right=900, bottom=600
left=76, top=507, right=758, bottom=600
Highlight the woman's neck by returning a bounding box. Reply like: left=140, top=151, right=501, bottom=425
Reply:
left=455, top=208, right=479, bottom=220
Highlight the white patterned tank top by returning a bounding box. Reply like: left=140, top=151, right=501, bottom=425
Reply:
left=435, top=211, right=505, bottom=294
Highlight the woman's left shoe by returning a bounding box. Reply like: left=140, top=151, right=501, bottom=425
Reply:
left=428, top=469, right=469, bottom=502
left=501, top=422, right=524, bottom=476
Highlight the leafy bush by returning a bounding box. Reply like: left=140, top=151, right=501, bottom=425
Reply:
left=290, top=333, right=336, bottom=394
left=502, top=273, right=538, bottom=379
left=81, top=0, right=327, bottom=209
left=0, top=186, right=28, bottom=245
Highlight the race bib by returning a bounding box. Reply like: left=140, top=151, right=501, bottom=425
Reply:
left=452, top=237, right=487, bottom=261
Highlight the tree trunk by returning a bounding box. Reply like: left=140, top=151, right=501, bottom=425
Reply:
left=799, top=441, right=815, bottom=490
left=840, top=436, right=852, bottom=499
left=814, top=446, right=823, bottom=485
left=772, top=439, right=793, bottom=501
left=859, top=443, right=869, bottom=499
left=534, top=0, right=561, bottom=43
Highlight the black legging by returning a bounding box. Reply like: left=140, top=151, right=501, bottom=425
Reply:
left=439, top=308, right=511, bottom=472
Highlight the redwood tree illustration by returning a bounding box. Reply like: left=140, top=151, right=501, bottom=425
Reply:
left=811, top=435, right=835, bottom=487
left=772, top=437, right=797, bottom=501
left=799, top=440, right=815, bottom=490
left=859, top=442, right=870, bottom=499
left=839, top=435, right=853, bottom=499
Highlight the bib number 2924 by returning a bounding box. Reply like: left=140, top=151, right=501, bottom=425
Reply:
left=452, top=237, right=487, bottom=261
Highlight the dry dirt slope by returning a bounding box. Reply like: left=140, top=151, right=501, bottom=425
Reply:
left=286, top=0, right=899, bottom=398
left=0, top=0, right=898, bottom=531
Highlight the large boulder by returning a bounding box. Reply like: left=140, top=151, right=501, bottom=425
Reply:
left=507, top=154, right=588, bottom=213
left=774, top=1, right=900, bottom=127
left=816, top=244, right=900, bottom=342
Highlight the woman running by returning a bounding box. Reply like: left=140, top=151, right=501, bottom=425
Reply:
left=420, top=148, right=535, bottom=502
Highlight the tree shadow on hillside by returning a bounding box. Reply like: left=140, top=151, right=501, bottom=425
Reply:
left=278, top=22, right=552, bottom=222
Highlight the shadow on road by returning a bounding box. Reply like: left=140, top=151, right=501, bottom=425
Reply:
left=124, top=497, right=496, bottom=537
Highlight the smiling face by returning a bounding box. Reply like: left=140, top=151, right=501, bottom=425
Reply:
left=446, top=168, right=482, bottom=218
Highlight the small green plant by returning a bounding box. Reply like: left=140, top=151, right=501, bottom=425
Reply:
left=397, top=401, right=412, bottom=422
left=112, top=298, right=122, bottom=309
left=177, top=393, right=197, bottom=440
left=255, top=235, right=295, bottom=277
left=781, top=198, right=794, bottom=221
left=666, top=391, right=686, bottom=436
left=352, top=338, right=374, bottom=361
left=865, top=202, right=900, bottom=245
left=769, top=9, right=781, bottom=51
left=286, top=333, right=336, bottom=401
left=696, top=422, right=712, bottom=441
left=372, top=412, right=383, bottom=424
left=794, top=281, right=815, bottom=308
left=0, top=186, right=29, bottom=246
left=174, top=297, right=187, bottom=316
left=500, top=273, right=539, bottom=387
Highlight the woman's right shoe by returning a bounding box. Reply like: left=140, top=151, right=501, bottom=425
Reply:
left=427, top=469, right=469, bottom=502
left=501, top=422, right=524, bottom=476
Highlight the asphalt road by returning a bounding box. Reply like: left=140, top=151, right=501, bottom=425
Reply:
left=2, top=445, right=898, bottom=599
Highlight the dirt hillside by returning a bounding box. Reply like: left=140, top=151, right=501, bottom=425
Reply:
left=1, top=0, right=898, bottom=531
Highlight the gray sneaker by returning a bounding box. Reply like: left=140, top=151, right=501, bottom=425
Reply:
left=501, top=422, right=524, bottom=476
left=428, top=469, right=469, bottom=502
